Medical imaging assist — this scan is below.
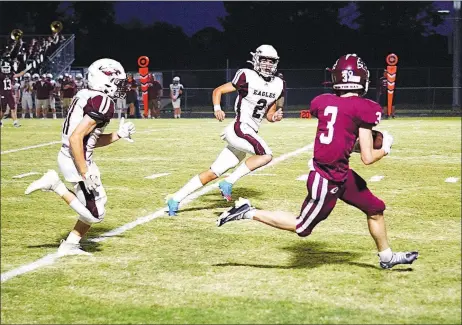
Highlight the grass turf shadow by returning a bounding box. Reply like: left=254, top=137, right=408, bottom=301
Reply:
left=25, top=226, right=118, bottom=253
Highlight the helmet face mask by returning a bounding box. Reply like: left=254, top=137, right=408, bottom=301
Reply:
left=1, top=61, right=11, bottom=74
left=248, top=45, right=279, bottom=78
left=331, top=53, right=370, bottom=96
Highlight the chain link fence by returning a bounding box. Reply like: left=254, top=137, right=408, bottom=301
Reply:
left=141, top=67, right=460, bottom=116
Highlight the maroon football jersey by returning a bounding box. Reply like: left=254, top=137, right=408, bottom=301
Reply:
left=310, top=94, right=382, bottom=182
left=61, top=80, right=76, bottom=98
left=34, top=80, right=53, bottom=100
left=0, top=72, right=14, bottom=96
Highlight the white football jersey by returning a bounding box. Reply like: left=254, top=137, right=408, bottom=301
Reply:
left=231, top=68, right=285, bottom=131
left=61, top=89, right=115, bottom=162
left=169, top=83, right=184, bottom=100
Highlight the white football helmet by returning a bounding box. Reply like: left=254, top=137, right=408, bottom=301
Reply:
left=248, top=45, right=279, bottom=78
left=32, top=73, right=39, bottom=80
left=24, top=72, right=31, bottom=79
left=76, top=73, right=83, bottom=79
left=41, top=73, right=46, bottom=79
left=58, top=75, right=63, bottom=80
left=173, top=76, right=180, bottom=84
left=87, top=58, right=127, bottom=98
left=1, top=61, right=11, bottom=74
left=46, top=73, right=53, bottom=79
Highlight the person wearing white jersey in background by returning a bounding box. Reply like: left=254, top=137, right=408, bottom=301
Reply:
left=21, top=73, right=34, bottom=118
left=46, top=73, right=57, bottom=119
left=167, top=45, right=285, bottom=216
left=25, top=58, right=135, bottom=256
left=75, top=73, right=87, bottom=92
left=169, top=76, right=183, bottom=118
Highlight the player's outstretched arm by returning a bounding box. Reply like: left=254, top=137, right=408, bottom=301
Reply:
left=212, top=82, right=236, bottom=122
left=358, top=127, right=387, bottom=165
left=266, top=103, right=283, bottom=123
left=96, top=117, right=136, bottom=147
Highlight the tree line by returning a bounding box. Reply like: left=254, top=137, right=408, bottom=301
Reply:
left=0, top=1, right=451, bottom=70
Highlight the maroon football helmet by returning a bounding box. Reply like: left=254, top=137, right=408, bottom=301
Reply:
left=331, top=54, right=370, bottom=96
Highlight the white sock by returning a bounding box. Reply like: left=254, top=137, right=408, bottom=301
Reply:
left=29, top=113, right=33, bottom=118
left=69, top=198, right=98, bottom=224
left=378, top=247, right=393, bottom=262
left=244, top=209, right=256, bottom=219
left=53, top=113, right=57, bottom=119
left=53, top=181, right=68, bottom=197
left=173, top=175, right=203, bottom=202
left=65, top=231, right=81, bottom=244
left=22, top=114, right=25, bottom=118
left=13, top=120, right=18, bottom=125
left=118, top=111, right=121, bottom=119
left=225, top=163, right=252, bottom=184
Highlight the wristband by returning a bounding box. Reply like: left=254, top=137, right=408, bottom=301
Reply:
left=213, top=104, right=222, bottom=112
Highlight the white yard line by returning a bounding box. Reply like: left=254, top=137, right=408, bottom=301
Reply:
left=369, top=175, right=385, bottom=182
left=1, top=141, right=61, bottom=155
left=144, top=173, right=171, bottom=180
left=445, top=177, right=459, bottom=183
left=1, top=143, right=313, bottom=283
left=296, top=174, right=309, bottom=181
left=12, top=172, right=40, bottom=179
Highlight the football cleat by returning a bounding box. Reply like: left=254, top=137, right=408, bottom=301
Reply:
left=58, top=240, right=92, bottom=256
left=218, top=180, right=233, bottom=202
left=216, top=197, right=253, bottom=227
left=379, top=251, right=419, bottom=269
left=25, top=170, right=60, bottom=195
left=13, top=122, right=21, bottom=127
left=167, top=198, right=180, bottom=216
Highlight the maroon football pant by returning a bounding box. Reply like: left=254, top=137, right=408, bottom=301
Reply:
left=295, top=169, right=386, bottom=237
left=1, top=94, right=15, bottom=112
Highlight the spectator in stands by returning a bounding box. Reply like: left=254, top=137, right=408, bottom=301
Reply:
left=34, top=74, right=52, bottom=118
left=21, top=72, right=34, bottom=118
left=147, top=74, right=163, bottom=118
left=61, top=73, right=75, bottom=117
left=126, top=73, right=138, bottom=118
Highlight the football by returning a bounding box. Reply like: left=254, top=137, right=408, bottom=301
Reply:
left=353, top=130, right=383, bottom=153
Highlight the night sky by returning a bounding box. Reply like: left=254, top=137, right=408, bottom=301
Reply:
left=113, top=1, right=454, bottom=36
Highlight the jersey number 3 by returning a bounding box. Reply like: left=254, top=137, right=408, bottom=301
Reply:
left=319, top=106, right=338, bottom=145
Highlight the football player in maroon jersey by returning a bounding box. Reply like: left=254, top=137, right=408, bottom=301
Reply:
left=0, top=61, right=29, bottom=127
left=217, top=54, right=418, bottom=270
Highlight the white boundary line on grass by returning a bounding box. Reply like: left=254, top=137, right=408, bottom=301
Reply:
left=1, top=143, right=314, bottom=283
left=1, top=141, right=61, bottom=155
left=12, top=172, right=40, bottom=179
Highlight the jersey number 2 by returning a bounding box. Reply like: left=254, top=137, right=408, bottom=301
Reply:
left=252, top=99, right=267, bottom=119
left=319, top=106, right=338, bottom=145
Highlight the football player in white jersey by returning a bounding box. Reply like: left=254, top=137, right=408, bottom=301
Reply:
left=21, top=73, right=34, bottom=118
left=46, top=73, right=58, bottom=119
left=25, top=58, right=136, bottom=256
left=167, top=45, right=285, bottom=216
left=75, top=73, right=87, bottom=91
left=169, top=76, right=183, bottom=118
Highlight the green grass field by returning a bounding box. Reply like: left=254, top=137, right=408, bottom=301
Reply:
left=1, top=117, right=461, bottom=324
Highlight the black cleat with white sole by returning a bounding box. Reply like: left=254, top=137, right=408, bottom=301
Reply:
left=216, top=198, right=253, bottom=227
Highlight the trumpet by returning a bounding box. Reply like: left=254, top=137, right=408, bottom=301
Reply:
left=10, top=29, right=23, bottom=41
left=50, top=21, right=63, bottom=34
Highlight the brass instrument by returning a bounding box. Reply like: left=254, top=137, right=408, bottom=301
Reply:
left=10, top=29, right=23, bottom=41
left=50, top=21, right=63, bottom=34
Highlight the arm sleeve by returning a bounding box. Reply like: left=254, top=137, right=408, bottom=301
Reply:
left=359, top=101, right=382, bottom=127
left=231, top=69, right=247, bottom=89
